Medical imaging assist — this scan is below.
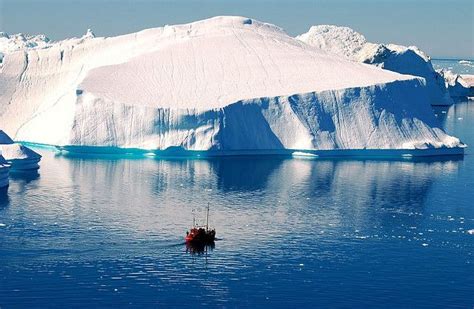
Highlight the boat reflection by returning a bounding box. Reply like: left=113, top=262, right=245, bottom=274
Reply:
left=185, top=241, right=215, bottom=255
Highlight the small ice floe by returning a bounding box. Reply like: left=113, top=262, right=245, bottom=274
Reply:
left=0, top=130, right=41, bottom=171
left=459, top=60, right=473, bottom=66
left=467, top=229, right=474, bottom=235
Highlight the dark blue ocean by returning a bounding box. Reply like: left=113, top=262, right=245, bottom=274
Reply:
left=1, top=100, right=473, bottom=308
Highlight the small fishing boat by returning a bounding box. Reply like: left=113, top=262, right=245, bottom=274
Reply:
left=185, top=203, right=216, bottom=244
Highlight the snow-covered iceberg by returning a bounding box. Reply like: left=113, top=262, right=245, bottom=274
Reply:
left=0, top=16, right=465, bottom=157
left=297, top=25, right=453, bottom=106
left=0, top=131, right=41, bottom=170
left=462, top=75, right=474, bottom=97
left=437, top=70, right=474, bottom=99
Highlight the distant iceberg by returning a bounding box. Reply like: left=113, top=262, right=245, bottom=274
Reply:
left=0, top=131, right=41, bottom=170
left=0, top=32, right=51, bottom=65
left=437, top=70, right=474, bottom=99
left=297, top=25, right=454, bottom=106
left=0, top=16, right=465, bottom=156
left=459, top=60, right=473, bottom=67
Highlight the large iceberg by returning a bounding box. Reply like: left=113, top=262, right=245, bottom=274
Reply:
left=0, top=16, right=464, bottom=156
left=297, top=25, right=453, bottom=106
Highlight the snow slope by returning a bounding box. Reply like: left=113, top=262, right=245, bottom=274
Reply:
left=0, top=16, right=464, bottom=155
left=297, top=25, right=453, bottom=106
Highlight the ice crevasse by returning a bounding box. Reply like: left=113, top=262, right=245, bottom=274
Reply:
left=0, top=16, right=465, bottom=156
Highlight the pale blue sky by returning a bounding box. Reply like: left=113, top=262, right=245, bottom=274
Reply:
left=0, top=0, right=472, bottom=58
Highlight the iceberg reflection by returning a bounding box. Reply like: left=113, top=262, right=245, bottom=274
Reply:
left=2, top=146, right=462, bottom=253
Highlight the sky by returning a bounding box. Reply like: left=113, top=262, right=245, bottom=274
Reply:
left=0, top=0, right=472, bottom=59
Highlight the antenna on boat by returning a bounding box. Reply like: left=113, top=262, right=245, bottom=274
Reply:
left=192, top=208, right=196, bottom=227
left=206, top=202, right=210, bottom=232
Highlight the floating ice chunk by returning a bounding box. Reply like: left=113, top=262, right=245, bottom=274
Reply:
left=0, top=130, right=41, bottom=170
left=459, top=60, right=473, bottom=67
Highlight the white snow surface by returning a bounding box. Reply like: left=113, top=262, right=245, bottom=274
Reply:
left=0, top=16, right=464, bottom=152
left=297, top=25, right=453, bottom=106
left=295, top=25, right=367, bottom=60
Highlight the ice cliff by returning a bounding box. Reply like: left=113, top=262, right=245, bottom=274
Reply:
left=0, top=16, right=464, bottom=155
left=297, top=25, right=454, bottom=106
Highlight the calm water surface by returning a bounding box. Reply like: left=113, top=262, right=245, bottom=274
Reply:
left=1, top=102, right=473, bottom=308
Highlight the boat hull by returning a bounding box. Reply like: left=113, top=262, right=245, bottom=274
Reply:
left=185, top=228, right=216, bottom=244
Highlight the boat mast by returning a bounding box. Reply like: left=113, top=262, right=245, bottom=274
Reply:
left=192, top=209, right=196, bottom=227
left=206, top=202, right=210, bottom=231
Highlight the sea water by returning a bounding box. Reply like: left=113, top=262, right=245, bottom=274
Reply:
left=432, top=58, right=474, bottom=75
left=1, top=109, right=473, bottom=306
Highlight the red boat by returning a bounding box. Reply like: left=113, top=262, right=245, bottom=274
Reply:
left=185, top=203, right=216, bottom=244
